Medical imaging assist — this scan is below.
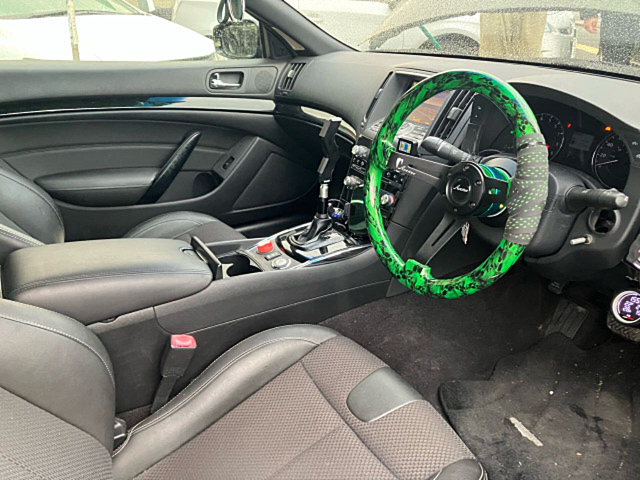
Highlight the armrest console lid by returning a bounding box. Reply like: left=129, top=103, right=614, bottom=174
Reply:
left=2, top=238, right=212, bottom=324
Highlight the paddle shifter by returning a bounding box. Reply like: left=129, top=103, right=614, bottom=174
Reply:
left=291, top=117, right=342, bottom=246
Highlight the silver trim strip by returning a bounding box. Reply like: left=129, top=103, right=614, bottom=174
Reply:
left=0, top=97, right=276, bottom=118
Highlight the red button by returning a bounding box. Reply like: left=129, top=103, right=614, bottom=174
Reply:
left=257, top=240, right=273, bottom=254
left=171, top=334, right=197, bottom=349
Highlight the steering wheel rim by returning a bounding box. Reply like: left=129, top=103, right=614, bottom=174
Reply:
left=365, top=70, right=549, bottom=299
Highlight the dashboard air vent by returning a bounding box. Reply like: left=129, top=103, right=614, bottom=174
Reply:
left=280, top=63, right=306, bottom=91
left=431, top=90, right=475, bottom=139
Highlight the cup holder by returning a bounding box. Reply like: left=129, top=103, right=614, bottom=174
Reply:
left=220, top=253, right=261, bottom=277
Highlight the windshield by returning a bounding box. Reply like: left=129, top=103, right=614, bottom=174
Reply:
left=1, top=0, right=138, bottom=19
left=284, top=0, right=640, bottom=78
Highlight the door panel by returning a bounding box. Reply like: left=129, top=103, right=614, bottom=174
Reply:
left=0, top=105, right=319, bottom=241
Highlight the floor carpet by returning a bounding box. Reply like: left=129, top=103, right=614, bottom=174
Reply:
left=439, top=334, right=640, bottom=479
left=321, top=268, right=558, bottom=412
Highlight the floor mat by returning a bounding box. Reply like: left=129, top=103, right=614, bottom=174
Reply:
left=321, top=269, right=558, bottom=412
left=440, top=334, right=640, bottom=479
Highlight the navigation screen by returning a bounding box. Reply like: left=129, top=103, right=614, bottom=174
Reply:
left=407, top=83, right=451, bottom=127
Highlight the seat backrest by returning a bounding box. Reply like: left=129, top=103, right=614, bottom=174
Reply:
left=0, top=300, right=115, bottom=479
left=0, top=167, right=65, bottom=263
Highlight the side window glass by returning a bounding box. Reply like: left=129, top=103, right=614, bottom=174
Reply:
left=0, top=0, right=260, bottom=62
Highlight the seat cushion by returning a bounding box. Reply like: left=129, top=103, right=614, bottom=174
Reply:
left=123, top=211, right=245, bottom=243
left=113, top=325, right=478, bottom=480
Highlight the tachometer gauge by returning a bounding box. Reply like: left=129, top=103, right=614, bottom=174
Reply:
left=592, top=133, right=630, bottom=190
left=535, top=113, right=565, bottom=160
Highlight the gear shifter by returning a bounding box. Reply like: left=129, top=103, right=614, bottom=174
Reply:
left=291, top=117, right=342, bottom=246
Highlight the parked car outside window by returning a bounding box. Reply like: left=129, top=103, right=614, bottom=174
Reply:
left=0, top=0, right=240, bottom=61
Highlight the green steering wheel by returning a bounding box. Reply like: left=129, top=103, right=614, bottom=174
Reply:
left=365, top=70, right=549, bottom=299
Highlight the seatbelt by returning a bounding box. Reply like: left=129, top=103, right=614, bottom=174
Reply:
left=150, top=334, right=197, bottom=414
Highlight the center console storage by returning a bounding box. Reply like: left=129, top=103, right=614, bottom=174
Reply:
left=1, top=238, right=213, bottom=325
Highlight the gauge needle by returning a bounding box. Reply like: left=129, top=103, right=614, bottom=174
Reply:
left=596, top=159, right=619, bottom=166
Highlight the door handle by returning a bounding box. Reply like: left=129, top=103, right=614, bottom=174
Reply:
left=138, top=131, right=201, bottom=204
left=210, top=72, right=241, bottom=89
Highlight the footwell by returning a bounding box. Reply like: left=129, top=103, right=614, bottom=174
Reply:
left=440, top=334, right=640, bottom=479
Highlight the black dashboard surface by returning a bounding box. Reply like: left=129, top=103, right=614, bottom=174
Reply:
left=282, top=51, right=640, bottom=138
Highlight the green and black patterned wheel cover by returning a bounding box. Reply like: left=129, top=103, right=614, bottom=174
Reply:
left=365, top=70, right=548, bottom=299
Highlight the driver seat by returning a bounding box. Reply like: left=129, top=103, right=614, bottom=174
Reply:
left=0, top=300, right=486, bottom=480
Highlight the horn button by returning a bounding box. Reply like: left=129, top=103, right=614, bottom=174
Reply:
left=445, top=162, right=487, bottom=216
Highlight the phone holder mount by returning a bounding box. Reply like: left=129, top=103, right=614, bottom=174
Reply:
left=290, top=117, right=343, bottom=247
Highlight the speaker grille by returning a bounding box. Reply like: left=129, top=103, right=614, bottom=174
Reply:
left=254, top=70, right=275, bottom=93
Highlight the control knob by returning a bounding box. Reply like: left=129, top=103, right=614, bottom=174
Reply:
left=351, top=145, right=370, bottom=158
left=380, top=193, right=396, bottom=207
left=343, top=175, right=364, bottom=189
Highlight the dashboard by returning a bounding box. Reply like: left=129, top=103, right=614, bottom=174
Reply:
left=280, top=50, right=640, bottom=287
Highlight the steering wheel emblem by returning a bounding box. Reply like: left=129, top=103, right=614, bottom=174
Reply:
left=365, top=70, right=549, bottom=298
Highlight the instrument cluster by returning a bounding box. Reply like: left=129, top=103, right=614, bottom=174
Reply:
left=488, top=97, right=631, bottom=190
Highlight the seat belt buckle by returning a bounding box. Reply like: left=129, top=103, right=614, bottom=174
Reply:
left=151, top=334, right=197, bottom=414
left=161, top=334, right=197, bottom=377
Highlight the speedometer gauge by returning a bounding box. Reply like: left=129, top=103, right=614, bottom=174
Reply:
left=535, top=113, right=565, bottom=160
left=592, top=133, right=630, bottom=190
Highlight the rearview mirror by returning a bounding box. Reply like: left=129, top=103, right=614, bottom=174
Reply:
left=212, top=20, right=259, bottom=59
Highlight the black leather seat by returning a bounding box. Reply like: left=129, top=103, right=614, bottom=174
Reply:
left=0, top=300, right=486, bottom=480
left=0, top=167, right=244, bottom=263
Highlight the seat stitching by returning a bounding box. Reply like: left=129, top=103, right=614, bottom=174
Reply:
left=8, top=270, right=211, bottom=297
left=0, top=224, right=43, bottom=247
left=0, top=313, right=115, bottom=387
left=113, top=336, right=322, bottom=457
left=9, top=301, right=90, bottom=324
left=300, top=360, right=403, bottom=479
left=128, top=218, right=205, bottom=238
left=478, top=464, right=487, bottom=480
left=169, top=221, right=219, bottom=240
left=0, top=169, right=64, bottom=227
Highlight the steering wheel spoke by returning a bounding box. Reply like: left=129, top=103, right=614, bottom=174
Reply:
left=415, top=212, right=465, bottom=264
left=389, top=151, right=451, bottom=191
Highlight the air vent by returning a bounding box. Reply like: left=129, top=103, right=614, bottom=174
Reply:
left=430, top=90, right=476, bottom=140
left=280, top=62, right=306, bottom=91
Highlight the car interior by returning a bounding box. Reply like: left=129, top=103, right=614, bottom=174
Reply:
left=1, top=1, right=640, bottom=479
